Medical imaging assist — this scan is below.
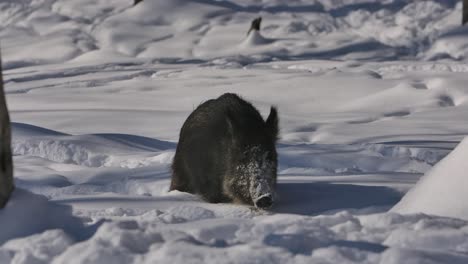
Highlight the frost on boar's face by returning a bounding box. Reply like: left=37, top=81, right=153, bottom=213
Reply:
left=227, top=107, right=278, bottom=209
left=236, top=145, right=277, bottom=208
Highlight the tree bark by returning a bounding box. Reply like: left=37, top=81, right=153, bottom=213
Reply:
left=247, top=17, right=262, bottom=36
left=0, top=56, right=13, bottom=208
left=463, top=0, right=468, bottom=25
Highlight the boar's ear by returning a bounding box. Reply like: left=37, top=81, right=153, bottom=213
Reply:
left=265, top=107, right=279, bottom=141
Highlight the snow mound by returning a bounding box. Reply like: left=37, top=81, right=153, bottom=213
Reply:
left=0, top=189, right=84, bottom=245
left=6, top=210, right=468, bottom=264
left=1, top=229, right=74, bottom=264
left=392, top=137, right=468, bottom=220
left=240, top=31, right=274, bottom=47
left=425, top=27, right=468, bottom=60
left=11, top=122, right=175, bottom=168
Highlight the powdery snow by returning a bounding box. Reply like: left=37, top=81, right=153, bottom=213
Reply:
left=392, top=137, right=468, bottom=220
left=1, top=0, right=468, bottom=263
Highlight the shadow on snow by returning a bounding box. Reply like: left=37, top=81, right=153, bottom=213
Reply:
left=273, top=182, right=402, bottom=216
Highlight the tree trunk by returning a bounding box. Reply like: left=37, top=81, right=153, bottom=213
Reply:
left=463, top=0, right=468, bottom=25
left=0, top=57, right=13, bottom=208
left=247, top=17, right=262, bottom=36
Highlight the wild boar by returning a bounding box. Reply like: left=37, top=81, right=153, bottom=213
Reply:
left=171, top=93, right=279, bottom=209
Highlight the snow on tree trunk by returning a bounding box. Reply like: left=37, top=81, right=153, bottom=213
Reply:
left=463, top=0, right=468, bottom=25
left=0, top=57, right=13, bottom=208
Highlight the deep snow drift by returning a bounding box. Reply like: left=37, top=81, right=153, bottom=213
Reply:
left=2, top=0, right=468, bottom=263
left=393, top=137, right=468, bottom=220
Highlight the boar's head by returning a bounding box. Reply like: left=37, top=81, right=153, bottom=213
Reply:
left=226, top=106, right=279, bottom=209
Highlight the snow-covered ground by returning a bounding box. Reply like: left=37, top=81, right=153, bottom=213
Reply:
left=2, top=0, right=468, bottom=263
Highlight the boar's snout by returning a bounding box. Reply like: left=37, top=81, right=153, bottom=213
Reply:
left=254, top=194, right=273, bottom=209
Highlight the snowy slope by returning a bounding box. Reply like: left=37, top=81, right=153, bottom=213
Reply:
left=392, top=137, right=468, bottom=220
left=2, top=0, right=468, bottom=263
left=0, top=0, right=466, bottom=68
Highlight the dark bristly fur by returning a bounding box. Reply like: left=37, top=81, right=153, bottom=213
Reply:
left=171, top=93, right=279, bottom=208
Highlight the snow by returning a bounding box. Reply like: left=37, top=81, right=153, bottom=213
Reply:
left=2, top=0, right=468, bottom=263
left=0, top=189, right=86, bottom=245
left=241, top=30, right=274, bottom=47
left=392, top=137, right=468, bottom=220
